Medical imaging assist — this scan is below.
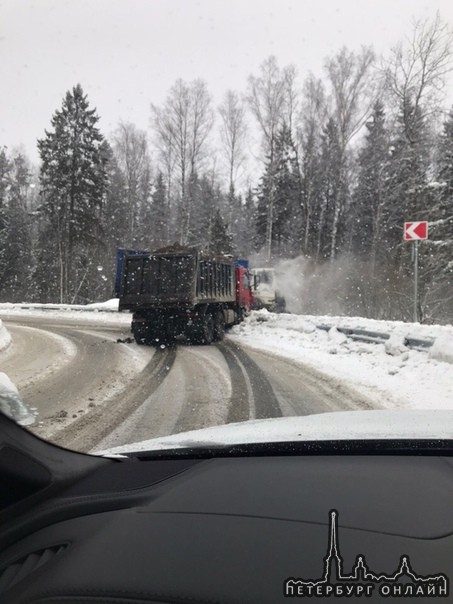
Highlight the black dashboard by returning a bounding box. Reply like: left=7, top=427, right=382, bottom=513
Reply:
left=0, top=414, right=452, bottom=603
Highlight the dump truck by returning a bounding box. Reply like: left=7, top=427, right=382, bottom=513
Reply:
left=117, top=245, right=254, bottom=344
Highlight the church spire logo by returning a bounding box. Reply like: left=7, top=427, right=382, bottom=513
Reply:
left=284, top=511, right=448, bottom=598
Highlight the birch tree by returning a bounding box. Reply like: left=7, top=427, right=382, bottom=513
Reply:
left=218, top=90, right=247, bottom=194
left=299, top=75, right=327, bottom=255
left=385, top=13, right=453, bottom=128
left=247, top=56, right=295, bottom=261
left=112, top=122, right=151, bottom=245
left=151, top=79, right=214, bottom=244
left=324, top=46, right=376, bottom=260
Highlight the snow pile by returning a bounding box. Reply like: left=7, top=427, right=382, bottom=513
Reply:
left=328, top=327, right=347, bottom=344
left=0, top=373, right=37, bottom=426
left=304, top=313, right=446, bottom=342
left=384, top=333, right=408, bottom=357
left=85, top=298, right=119, bottom=311
left=248, top=308, right=317, bottom=334
left=230, top=311, right=453, bottom=411
left=0, top=319, right=12, bottom=352
left=429, top=335, right=453, bottom=365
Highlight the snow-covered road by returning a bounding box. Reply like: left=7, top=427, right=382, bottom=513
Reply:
left=0, top=304, right=452, bottom=452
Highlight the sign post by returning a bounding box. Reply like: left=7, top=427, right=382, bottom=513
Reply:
left=403, top=221, right=428, bottom=322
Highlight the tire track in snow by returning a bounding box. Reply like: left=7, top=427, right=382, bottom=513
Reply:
left=219, top=340, right=282, bottom=422
left=52, top=345, right=177, bottom=451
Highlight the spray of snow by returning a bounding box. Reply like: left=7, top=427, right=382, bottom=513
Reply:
left=248, top=252, right=367, bottom=316
left=248, top=253, right=407, bottom=319
left=248, top=252, right=308, bottom=314
left=273, top=256, right=307, bottom=313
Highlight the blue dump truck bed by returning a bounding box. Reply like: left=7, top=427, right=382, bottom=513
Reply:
left=114, top=248, right=149, bottom=296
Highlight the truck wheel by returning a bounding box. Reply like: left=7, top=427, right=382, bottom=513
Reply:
left=213, top=312, right=225, bottom=341
left=199, top=314, right=214, bottom=345
left=132, top=322, right=151, bottom=345
left=275, top=296, right=286, bottom=313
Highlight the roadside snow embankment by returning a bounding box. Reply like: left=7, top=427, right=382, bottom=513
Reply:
left=428, top=335, right=453, bottom=365
left=0, top=372, right=37, bottom=426
left=0, top=321, right=37, bottom=425
left=0, top=299, right=130, bottom=326
left=0, top=319, right=12, bottom=352
left=229, top=310, right=453, bottom=411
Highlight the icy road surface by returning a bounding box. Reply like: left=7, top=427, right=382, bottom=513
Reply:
left=0, top=305, right=452, bottom=453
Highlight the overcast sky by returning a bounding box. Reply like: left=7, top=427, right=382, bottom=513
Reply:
left=1, top=0, right=453, bottom=164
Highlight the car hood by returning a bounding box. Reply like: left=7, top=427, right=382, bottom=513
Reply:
left=97, top=409, right=453, bottom=456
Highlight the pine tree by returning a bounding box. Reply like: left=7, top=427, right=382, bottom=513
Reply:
left=254, top=124, right=301, bottom=258
left=272, top=124, right=301, bottom=255
left=436, top=106, right=453, bottom=247
left=186, top=171, right=203, bottom=246
left=103, top=153, right=128, bottom=248
left=209, top=208, right=233, bottom=255
left=2, top=154, right=33, bottom=301
left=421, top=106, right=453, bottom=321
left=141, top=171, right=168, bottom=248
left=0, top=149, right=11, bottom=284
left=384, top=99, right=430, bottom=249
left=351, top=102, right=390, bottom=265
left=37, top=84, right=109, bottom=302
left=188, top=173, right=224, bottom=248
left=234, top=187, right=255, bottom=257
left=314, top=117, right=344, bottom=261
left=300, top=128, right=322, bottom=257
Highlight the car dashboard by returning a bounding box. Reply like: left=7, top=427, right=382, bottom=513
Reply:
left=0, top=414, right=452, bottom=603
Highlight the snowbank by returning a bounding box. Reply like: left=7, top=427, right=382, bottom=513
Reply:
left=0, top=300, right=130, bottom=325
left=0, top=372, right=37, bottom=426
left=429, top=335, right=453, bottom=365
left=384, top=333, right=408, bottom=357
left=230, top=311, right=453, bottom=411
left=0, top=319, right=12, bottom=352
left=0, top=298, right=119, bottom=312
left=85, top=298, right=119, bottom=311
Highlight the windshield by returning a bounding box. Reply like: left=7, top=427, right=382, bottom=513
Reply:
left=1, top=0, right=453, bottom=455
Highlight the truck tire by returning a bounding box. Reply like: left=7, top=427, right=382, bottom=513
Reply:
left=275, top=296, right=286, bottom=313
left=213, top=312, right=225, bottom=341
left=198, top=314, right=214, bottom=345
left=132, top=322, right=151, bottom=345
left=186, top=314, right=214, bottom=345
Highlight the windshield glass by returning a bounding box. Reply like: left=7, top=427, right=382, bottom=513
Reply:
left=1, top=0, right=453, bottom=454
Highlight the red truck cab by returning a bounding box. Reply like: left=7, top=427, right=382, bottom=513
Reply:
left=235, top=261, right=254, bottom=317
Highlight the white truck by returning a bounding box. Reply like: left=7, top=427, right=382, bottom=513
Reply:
left=250, top=268, right=286, bottom=313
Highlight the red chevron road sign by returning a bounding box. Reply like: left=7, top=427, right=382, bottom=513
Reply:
left=404, top=221, right=428, bottom=241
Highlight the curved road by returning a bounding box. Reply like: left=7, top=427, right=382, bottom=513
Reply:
left=0, top=315, right=377, bottom=452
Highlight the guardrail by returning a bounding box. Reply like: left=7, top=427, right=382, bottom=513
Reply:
left=316, top=324, right=434, bottom=352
